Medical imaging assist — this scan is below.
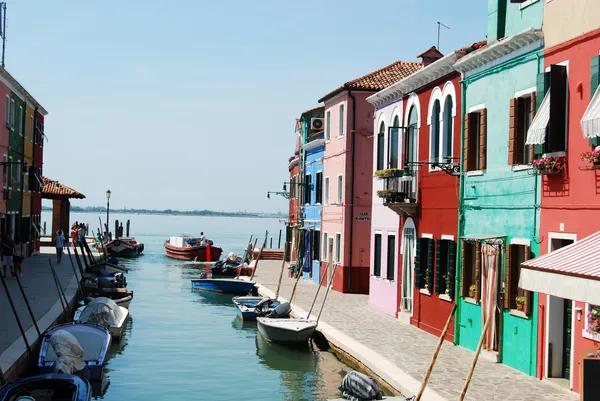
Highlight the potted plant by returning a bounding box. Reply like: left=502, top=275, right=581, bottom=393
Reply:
left=587, top=306, right=600, bottom=335
left=444, top=274, right=451, bottom=295
left=375, top=168, right=404, bottom=178
left=423, top=268, right=431, bottom=290
left=581, top=149, right=600, bottom=168
left=468, top=284, right=476, bottom=298
left=532, top=156, right=566, bottom=174
left=515, top=295, right=525, bottom=311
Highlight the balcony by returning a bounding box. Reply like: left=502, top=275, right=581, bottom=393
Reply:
left=375, top=169, right=418, bottom=216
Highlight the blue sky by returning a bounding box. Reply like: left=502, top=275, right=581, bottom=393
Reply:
left=6, top=0, right=486, bottom=212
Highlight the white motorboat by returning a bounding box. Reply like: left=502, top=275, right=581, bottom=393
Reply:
left=74, top=297, right=129, bottom=338
left=256, top=317, right=317, bottom=345
left=85, top=293, right=133, bottom=309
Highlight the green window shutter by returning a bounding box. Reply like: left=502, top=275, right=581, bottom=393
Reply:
left=448, top=241, right=456, bottom=300
left=535, top=72, right=550, bottom=157
left=415, top=238, right=422, bottom=289
left=427, top=239, right=434, bottom=290
left=590, top=56, right=600, bottom=147
left=435, top=239, right=442, bottom=294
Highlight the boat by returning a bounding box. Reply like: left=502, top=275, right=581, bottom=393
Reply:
left=211, top=260, right=241, bottom=277
left=256, top=317, right=318, bottom=345
left=191, top=277, right=255, bottom=295
left=164, top=236, right=223, bottom=261
left=81, top=273, right=128, bottom=298
left=232, top=296, right=281, bottom=321
left=38, top=323, right=111, bottom=381
left=0, top=374, right=92, bottom=401
left=85, top=292, right=133, bottom=309
left=73, top=297, right=129, bottom=338
left=105, top=237, right=144, bottom=258
left=255, top=332, right=316, bottom=372
left=86, top=260, right=128, bottom=275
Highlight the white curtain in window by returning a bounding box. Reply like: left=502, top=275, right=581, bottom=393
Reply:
left=481, top=243, right=500, bottom=352
left=401, top=228, right=415, bottom=312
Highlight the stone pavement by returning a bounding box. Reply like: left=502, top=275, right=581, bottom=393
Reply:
left=0, top=245, right=100, bottom=379
left=252, top=260, right=577, bottom=401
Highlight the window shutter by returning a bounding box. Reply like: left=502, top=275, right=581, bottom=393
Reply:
left=523, top=245, right=532, bottom=315
left=435, top=239, right=442, bottom=294
left=548, top=65, right=568, bottom=152
left=475, top=241, right=481, bottom=302
left=508, top=99, right=518, bottom=165
left=427, top=239, right=434, bottom=290
left=590, top=56, right=600, bottom=147
left=529, top=93, right=536, bottom=161
left=535, top=72, right=550, bottom=157
left=479, top=109, right=487, bottom=170
left=504, top=244, right=512, bottom=309
left=460, top=241, right=466, bottom=297
left=415, top=238, right=422, bottom=289
left=463, top=113, right=470, bottom=172
left=448, top=241, right=456, bottom=299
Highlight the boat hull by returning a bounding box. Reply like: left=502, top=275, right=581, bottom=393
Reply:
left=0, top=374, right=92, bottom=401
left=74, top=305, right=129, bottom=339
left=165, top=242, right=223, bottom=261
left=191, top=278, right=255, bottom=295
left=232, top=296, right=281, bottom=321
left=38, top=323, right=111, bottom=381
left=86, top=293, right=133, bottom=309
left=256, top=318, right=317, bottom=345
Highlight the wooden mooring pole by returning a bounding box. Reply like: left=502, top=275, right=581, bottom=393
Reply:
left=0, top=364, right=5, bottom=386
left=48, top=259, right=71, bottom=317
left=307, top=260, right=329, bottom=319
left=458, top=314, right=493, bottom=401
left=288, top=251, right=309, bottom=304
left=274, top=241, right=288, bottom=300
left=14, top=274, right=41, bottom=337
left=0, top=273, right=31, bottom=353
left=416, top=303, right=457, bottom=401
left=278, top=229, right=282, bottom=249
left=67, top=246, right=85, bottom=277
left=250, top=234, right=268, bottom=281
left=66, top=247, right=85, bottom=297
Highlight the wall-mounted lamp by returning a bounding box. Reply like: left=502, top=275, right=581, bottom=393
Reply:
left=576, top=307, right=583, bottom=321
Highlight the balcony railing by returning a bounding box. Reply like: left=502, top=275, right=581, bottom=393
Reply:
left=375, top=170, right=418, bottom=216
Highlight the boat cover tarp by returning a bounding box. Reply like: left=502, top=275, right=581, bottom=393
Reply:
left=49, top=330, right=86, bottom=374
left=77, top=297, right=124, bottom=328
left=339, top=371, right=383, bottom=401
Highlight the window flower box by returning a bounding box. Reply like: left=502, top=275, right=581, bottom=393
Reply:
left=581, top=149, right=600, bottom=169
left=376, top=189, right=404, bottom=203
left=532, top=156, right=566, bottom=175
left=587, top=305, right=600, bottom=335
left=375, top=168, right=404, bottom=178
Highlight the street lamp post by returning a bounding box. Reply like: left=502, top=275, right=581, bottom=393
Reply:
left=106, top=189, right=111, bottom=239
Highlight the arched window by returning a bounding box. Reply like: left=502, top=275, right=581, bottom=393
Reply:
left=406, top=107, right=418, bottom=165
left=389, top=115, right=400, bottom=168
left=376, top=121, right=385, bottom=171
left=442, top=96, right=453, bottom=160
left=431, top=100, right=441, bottom=162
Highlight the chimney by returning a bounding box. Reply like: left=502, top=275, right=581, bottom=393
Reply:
left=418, top=46, right=444, bottom=67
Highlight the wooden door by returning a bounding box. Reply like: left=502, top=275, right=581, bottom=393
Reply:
left=562, top=300, right=572, bottom=379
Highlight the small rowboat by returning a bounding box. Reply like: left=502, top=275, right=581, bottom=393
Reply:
left=256, top=317, right=317, bottom=345
left=105, top=237, right=144, bottom=258
left=232, top=296, right=281, bottom=321
left=85, top=292, right=133, bottom=309
left=0, top=374, right=92, bottom=401
left=74, top=297, right=129, bottom=338
left=165, top=236, right=223, bottom=261
left=191, top=278, right=255, bottom=295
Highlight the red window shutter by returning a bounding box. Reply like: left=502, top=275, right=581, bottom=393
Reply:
left=479, top=109, right=487, bottom=170
left=528, top=93, right=536, bottom=161
left=508, top=99, right=518, bottom=165
left=504, top=244, right=512, bottom=309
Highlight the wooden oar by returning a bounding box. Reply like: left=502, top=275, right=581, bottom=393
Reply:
left=458, top=314, right=493, bottom=401
left=416, top=303, right=457, bottom=400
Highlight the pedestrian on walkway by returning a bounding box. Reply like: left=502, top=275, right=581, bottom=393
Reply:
left=1, top=234, right=14, bottom=278
left=78, top=224, right=85, bottom=244
left=71, top=224, right=78, bottom=247
left=13, top=236, right=23, bottom=278
left=55, top=229, right=66, bottom=264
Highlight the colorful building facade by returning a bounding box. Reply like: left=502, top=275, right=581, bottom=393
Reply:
left=318, top=62, right=421, bottom=294
left=516, top=0, right=600, bottom=394
left=453, top=0, right=544, bottom=376
left=299, top=107, right=325, bottom=283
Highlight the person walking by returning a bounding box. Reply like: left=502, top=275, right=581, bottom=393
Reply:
left=55, top=229, right=66, bottom=263
left=77, top=224, right=85, bottom=245
left=2, top=234, right=14, bottom=278
left=13, top=236, right=23, bottom=278
left=71, top=224, right=78, bottom=247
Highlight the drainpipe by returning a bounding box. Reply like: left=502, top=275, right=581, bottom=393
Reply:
left=347, top=91, right=356, bottom=292
left=30, top=108, right=36, bottom=255
left=455, top=78, right=468, bottom=345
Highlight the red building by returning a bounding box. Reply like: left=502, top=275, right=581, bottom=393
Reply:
left=367, top=43, right=482, bottom=336
left=31, top=109, right=44, bottom=254
left=517, top=9, right=600, bottom=393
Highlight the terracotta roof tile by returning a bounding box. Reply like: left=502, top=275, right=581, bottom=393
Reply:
left=418, top=46, right=444, bottom=59
left=319, top=60, right=423, bottom=102
left=42, top=176, right=86, bottom=199
left=459, top=40, right=487, bottom=54
left=300, top=106, right=324, bottom=117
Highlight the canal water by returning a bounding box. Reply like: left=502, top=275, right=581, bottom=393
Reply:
left=42, top=213, right=351, bottom=401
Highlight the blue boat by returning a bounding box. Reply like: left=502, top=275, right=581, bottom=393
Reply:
left=0, top=374, right=91, bottom=401
left=232, top=296, right=281, bottom=321
left=191, top=278, right=255, bottom=295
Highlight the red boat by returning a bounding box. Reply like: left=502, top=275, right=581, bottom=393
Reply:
left=164, top=236, right=223, bottom=261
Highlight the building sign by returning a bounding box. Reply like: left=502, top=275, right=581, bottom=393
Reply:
left=356, top=212, right=371, bottom=221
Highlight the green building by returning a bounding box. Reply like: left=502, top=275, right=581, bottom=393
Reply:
left=452, top=0, right=544, bottom=376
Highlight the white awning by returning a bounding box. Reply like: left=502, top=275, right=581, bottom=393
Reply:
left=525, top=90, right=550, bottom=145
left=581, top=86, right=600, bottom=139
left=519, top=268, right=600, bottom=305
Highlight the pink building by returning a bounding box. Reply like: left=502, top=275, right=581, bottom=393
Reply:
left=318, top=62, right=421, bottom=294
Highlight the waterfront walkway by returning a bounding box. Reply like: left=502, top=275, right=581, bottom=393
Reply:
left=0, top=246, right=94, bottom=380
left=252, top=260, right=577, bottom=401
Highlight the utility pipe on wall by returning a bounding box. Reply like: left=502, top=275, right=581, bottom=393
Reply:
left=347, top=91, right=356, bottom=292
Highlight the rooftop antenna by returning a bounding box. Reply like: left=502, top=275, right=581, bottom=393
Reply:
left=437, top=21, right=450, bottom=51
left=0, top=2, right=6, bottom=68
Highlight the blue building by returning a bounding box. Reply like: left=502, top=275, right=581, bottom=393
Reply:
left=299, top=107, right=324, bottom=283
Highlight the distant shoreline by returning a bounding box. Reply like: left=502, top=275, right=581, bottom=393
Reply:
left=41, top=208, right=285, bottom=219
